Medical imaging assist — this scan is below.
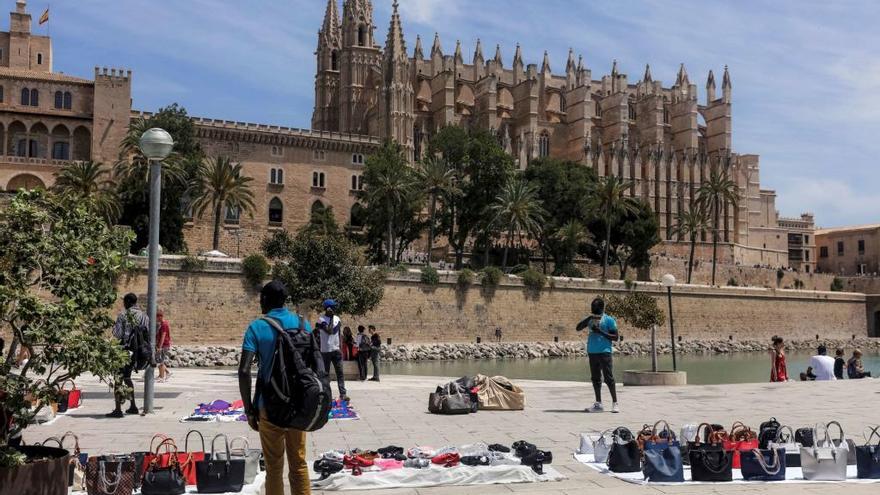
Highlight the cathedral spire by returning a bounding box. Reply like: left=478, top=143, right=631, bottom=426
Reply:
left=541, top=50, right=551, bottom=73
left=513, top=43, right=523, bottom=67
left=577, top=55, right=584, bottom=72
left=431, top=32, right=442, bottom=57
left=611, top=59, right=618, bottom=77
left=341, top=0, right=375, bottom=48
left=414, top=34, right=423, bottom=59
left=566, top=48, right=576, bottom=72
left=706, top=69, right=716, bottom=88
left=321, top=0, right=340, bottom=37
left=454, top=40, right=463, bottom=64
left=643, top=64, right=652, bottom=83
left=383, top=0, right=406, bottom=63
left=473, top=38, right=484, bottom=65
left=494, top=44, right=503, bottom=67
left=676, top=63, right=689, bottom=87
left=722, top=65, right=731, bottom=88
left=706, top=69, right=716, bottom=102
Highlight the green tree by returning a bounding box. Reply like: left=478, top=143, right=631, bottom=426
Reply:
left=0, top=191, right=133, bottom=449
left=588, top=175, right=641, bottom=279
left=696, top=167, right=740, bottom=286
left=361, top=141, right=419, bottom=265
left=671, top=205, right=710, bottom=284
left=553, top=219, right=593, bottom=276
left=415, top=155, right=460, bottom=265
left=114, top=104, right=203, bottom=253
left=487, top=176, right=547, bottom=270
left=52, top=160, right=120, bottom=223
left=306, top=204, right=340, bottom=236
left=263, top=228, right=384, bottom=315
left=429, top=126, right=514, bottom=269
left=189, top=156, right=256, bottom=251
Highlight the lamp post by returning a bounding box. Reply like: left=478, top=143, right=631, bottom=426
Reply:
left=661, top=273, right=678, bottom=372
left=139, top=128, right=174, bottom=414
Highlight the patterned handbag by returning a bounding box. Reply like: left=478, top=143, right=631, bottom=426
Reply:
left=85, top=455, right=136, bottom=495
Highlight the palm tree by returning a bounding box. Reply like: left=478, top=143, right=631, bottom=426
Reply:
left=415, top=155, right=460, bottom=265
left=52, top=161, right=120, bottom=222
left=189, top=156, right=256, bottom=251
left=671, top=205, right=710, bottom=284
left=696, top=167, right=739, bottom=286
left=588, top=175, right=641, bottom=280
left=364, top=155, right=415, bottom=265
left=553, top=219, right=592, bottom=273
left=488, top=177, right=547, bottom=270
left=113, top=117, right=187, bottom=188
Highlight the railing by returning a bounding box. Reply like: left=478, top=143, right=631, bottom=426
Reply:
left=0, top=156, right=79, bottom=166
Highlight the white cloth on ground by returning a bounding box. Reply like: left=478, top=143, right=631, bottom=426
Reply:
left=311, top=464, right=566, bottom=490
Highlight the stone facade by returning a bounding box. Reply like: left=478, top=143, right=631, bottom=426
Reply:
left=816, top=224, right=880, bottom=276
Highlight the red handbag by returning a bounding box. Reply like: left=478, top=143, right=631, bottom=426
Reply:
left=63, top=380, right=83, bottom=410
left=178, top=430, right=207, bottom=485
left=723, top=421, right=759, bottom=468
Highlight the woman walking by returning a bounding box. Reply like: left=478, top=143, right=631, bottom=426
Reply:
left=770, top=336, right=788, bottom=382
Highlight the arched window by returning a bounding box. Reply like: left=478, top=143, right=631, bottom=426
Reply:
left=663, top=107, right=670, bottom=124
left=311, top=200, right=325, bottom=216
left=52, top=142, right=69, bottom=160
left=30, top=89, right=38, bottom=106
left=225, top=205, right=241, bottom=224
left=15, top=139, right=26, bottom=157
left=538, top=131, right=550, bottom=158
left=180, top=193, right=193, bottom=220
left=350, top=203, right=366, bottom=228
left=20, top=87, right=29, bottom=105
left=351, top=175, right=357, bottom=190
left=276, top=169, right=283, bottom=184
left=268, top=197, right=283, bottom=224
left=270, top=169, right=277, bottom=184
left=319, top=172, right=325, bottom=188
left=312, top=171, right=319, bottom=188
left=331, top=50, right=338, bottom=71
left=358, top=175, right=364, bottom=190
left=63, top=91, right=72, bottom=109
left=37, top=53, right=42, bottom=65
left=0, top=86, right=5, bottom=102
left=357, top=25, right=366, bottom=46
left=54, top=91, right=63, bottom=109
left=629, top=103, right=637, bottom=121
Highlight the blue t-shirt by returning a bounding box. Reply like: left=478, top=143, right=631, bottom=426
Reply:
left=242, top=307, right=312, bottom=383
left=586, top=314, right=618, bottom=355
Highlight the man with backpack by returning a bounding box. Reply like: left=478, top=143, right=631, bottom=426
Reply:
left=318, top=299, right=349, bottom=402
left=239, top=281, right=329, bottom=495
left=107, top=293, right=148, bottom=418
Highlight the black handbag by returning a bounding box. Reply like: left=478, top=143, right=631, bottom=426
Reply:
left=141, top=439, right=186, bottom=495
left=689, top=446, right=733, bottom=482
left=439, top=392, right=472, bottom=415
left=856, top=426, right=880, bottom=479
left=195, top=434, right=246, bottom=493
left=606, top=427, right=641, bottom=473
left=795, top=427, right=814, bottom=447
left=740, top=448, right=786, bottom=481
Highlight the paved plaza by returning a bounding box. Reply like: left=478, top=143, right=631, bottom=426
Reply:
left=30, top=368, right=880, bottom=495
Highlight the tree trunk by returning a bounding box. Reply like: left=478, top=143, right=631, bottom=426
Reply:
left=650, top=325, right=658, bottom=372
left=711, top=199, right=719, bottom=286
left=501, top=227, right=513, bottom=270
left=602, top=219, right=612, bottom=280
left=386, top=206, right=394, bottom=266
left=687, top=233, right=696, bottom=284
left=212, top=204, right=222, bottom=251
left=426, top=194, right=437, bottom=265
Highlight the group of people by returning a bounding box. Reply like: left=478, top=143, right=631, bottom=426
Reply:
left=769, top=336, right=873, bottom=382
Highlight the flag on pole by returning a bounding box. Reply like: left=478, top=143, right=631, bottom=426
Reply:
left=39, top=7, right=49, bottom=25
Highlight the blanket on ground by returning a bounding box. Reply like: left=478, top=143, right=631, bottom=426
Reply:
left=311, top=464, right=565, bottom=491
left=180, top=399, right=359, bottom=422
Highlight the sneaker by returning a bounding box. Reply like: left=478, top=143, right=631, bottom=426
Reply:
left=611, top=403, right=620, bottom=413
left=105, top=410, right=124, bottom=418
left=585, top=402, right=604, bottom=413
left=369, top=377, right=380, bottom=382
left=125, top=406, right=139, bottom=415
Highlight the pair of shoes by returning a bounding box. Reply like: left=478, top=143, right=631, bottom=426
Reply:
left=156, top=377, right=165, bottom=383
left=105, top=410, right=124, bottom=418
left=368, top=377, right=380, bottom=382
left=125, top=406, right=139, bottom=415
left=611, top=402, right=621, bottom=413
left=585, top=402, right=604, bottom=413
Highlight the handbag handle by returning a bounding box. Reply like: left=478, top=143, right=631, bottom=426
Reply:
left=814, top=422, right=833, bottom=448
left=40, top=436, right=63, bottom=448
left=698, top=449, right=730, bottom=474
left=773, top=425, right=796, bottom=444
left=750, top=448, right=781, bottom=475
left=612, top=427, right=633, bottom=444
left=863, top=426, right=880, bottom=447
left=149, top=433, right=171, bottom=452
left=229, top=436, right=251, bottom=453
left=59, top=379, right=76, bottom=392
left=730, top=422, right=757, bottom=441
left=211, top=433, right=232, bottom=460
left=825, top=421, right=845, bottom=444
left=99, top=461, right=123, bottom=495
left=651, top=420, right=676, bottom=443
left=59, top=431, right=81, bottom=455
left=185, top=429, right=206, bottom=453
left=691, top=423, right=713, bottom=447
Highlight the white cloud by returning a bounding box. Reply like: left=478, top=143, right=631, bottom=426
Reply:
left=399, top=0, right=458, bottom=24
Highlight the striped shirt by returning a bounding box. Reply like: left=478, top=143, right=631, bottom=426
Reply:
left=113, top=308, right=149, bottom=343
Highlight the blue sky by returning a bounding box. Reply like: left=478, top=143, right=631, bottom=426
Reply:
left=40, top=0, right=880, bottom=228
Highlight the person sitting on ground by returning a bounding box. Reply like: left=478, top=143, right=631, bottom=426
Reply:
left=368, top=325, right=381, bottom=382
left=801, top=345, right=836, bottom=381
left=847, top=349, right=872, bottom=379
left=769, top=336, right=788, bottom=382
left=833, top=348, right=846, bottom=379
left=355, top=325, right=370, bottom=381
left=576, top=297, right=620, bottom=413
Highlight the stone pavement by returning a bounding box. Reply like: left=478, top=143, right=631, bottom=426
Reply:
left=29, top=369, right=880, bottom=494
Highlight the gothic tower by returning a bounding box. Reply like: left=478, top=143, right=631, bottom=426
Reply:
left=312, top=0, right=341, bottom=131
left=337, top=0, right=381, bottom=135
left=378, top=1, right=414, bottom=158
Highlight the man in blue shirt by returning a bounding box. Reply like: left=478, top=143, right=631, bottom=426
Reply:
left=576, top=297, right=620, bottom=413
left=238, top=281, right=312, bottom=495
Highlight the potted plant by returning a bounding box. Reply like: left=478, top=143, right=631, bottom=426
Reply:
left=0, top=191, right=133, bottom=494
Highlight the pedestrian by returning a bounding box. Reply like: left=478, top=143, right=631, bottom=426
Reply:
left=576, top=297, right=620, bottom=413
left=355, top=325, right=370, bottom=381
left=802, top=345, right=836, bottom=381
left=847, top=349, right=872, bottom=379
left=237, top=281, right=312, bottom=495
left=368, top=325, right=381, bottom=382
left=318, top=299, right=349, bottom=402
left=833, top=348, right=846, bottom=379
left=342, top=326, right=354, bottom=361
left=156, top=310, right=172, bottom=383
left=107, top=293, right=147, bottom=418
left=769, top=336, right=788, bottom=382
left=494, top=327, right=502, bottom=342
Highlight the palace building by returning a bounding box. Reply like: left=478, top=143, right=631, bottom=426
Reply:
left=0, top=0, right=815, bottom=269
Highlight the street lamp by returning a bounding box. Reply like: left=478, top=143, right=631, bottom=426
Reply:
left=661, top=273, right=678, bottom=372
left=139, top=128, right=174, bottom=414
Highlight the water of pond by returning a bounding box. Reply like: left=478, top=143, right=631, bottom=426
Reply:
left=382, top=350, right=880, bottom=385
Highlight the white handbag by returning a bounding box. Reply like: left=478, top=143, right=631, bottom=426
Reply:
left=592, top=430, right=614, bottom=463
left=826, top=421, right=857, bottom=465
left=800, top=423, right=848, bottom=481
left=768, top=425, right=802, bottom=467
left=680, top=424, right=699, bottom=443
left=214, top=437, right=261, bottom=484
left=578, top=433, right=598, bottom=455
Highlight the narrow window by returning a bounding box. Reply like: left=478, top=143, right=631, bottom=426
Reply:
left=538, top=132, right=550, bottom=158
left=331, top=50, right=339, bottom=71
left=28, top=139, right=38, bottom=158
left=820, top=246, right=828, bottom=258
left=351, top=175, right=357, bottom=190
left=319, top=172, right=326, bottom=188
left=859, top=239, right=865, bottom=254
left=837, top=241, right=844, bottom=255
left=357, top=25, right=366, bottom=46
left=358, top=175, right=363, bottom=190
left=54, top=91, right=63, bottom=109
left=268, top=197, right=283, bottom=224
left=16, top=138, right=26, bottom=157
left=20, top=87, right=29, bottom=105
left=663, top=107, right=670, bottom=124
left=37, top=53, right=42, bottom=65
left=63, top=91, right=72, bottom=109
left=312, top=171, right=319, bottom=188
left=0, top=86, right=4, bottom=102
left=277, top=169, right=283, bottom=184
left=225, top=206, right=241, bottom=224
left=30, top=89, right=38, bottom=106
left=270, top=169, right=277, bottom=184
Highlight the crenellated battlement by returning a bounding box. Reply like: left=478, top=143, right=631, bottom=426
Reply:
left=94, top=66, right=132, bottom=82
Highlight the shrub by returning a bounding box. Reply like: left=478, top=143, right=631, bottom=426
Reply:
left=457, top=269, right=475, bottom=290
left=830, top=277, right=844, bottom=292
left=509, top=264, right=529, bottom=275
left=420, top=265, right=440, bottom=286
left=180, top=254, right=206, bottom=272
left=521, top=268, right=547, bottom=291
left=727, top=277, right=739, bottom=287
left=242, top=253, right=270, bottom=287
left=624, top=277, right=635, bottom=290
left=556, top=264, right=584, bottom=278
left=793, top=279, right=805, bottom=290
left=481, top=266, right=503, bottom=287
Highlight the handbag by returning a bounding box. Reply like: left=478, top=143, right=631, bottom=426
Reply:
left=439, top=392, right=472, bottom=415
left=795, top=427, right=814, bottom=447
left=85, top=455, right=136, bottom=495
left=65, top=380, right=83, bottom=409
left=740, top=447, right=786, bottom=481
left=758, top=417, right=781, bottom=449
left=800, top=423, right=847, bottom=481
left=592, top=429, right=614, bottom=463
left=768, top=425, right=802, bottom=468
left=213, top=436, right=260, bottom=484
left=577, top=433, right=596, bottom=455
left=826, top=420, right=857, bottom=465
left=134, top=434, right=170, bottom=489
left=642, top=421, right=684, bottom=482
left=195, top=434, right=246, bottom=493
left=723, top=421, right=758, bottom=469
left=606, top=427, right=640, bottom=473
left=59, top=432, right=87, bottom=490
left=141, top=439, right=186, bottom=495
left=179, top=430, right=207, bottom=484
left=688, top=423, right=733, bottom=482
left=679, top=424, right=698, bottom=466
left=856, top=426, right=880, bottom=479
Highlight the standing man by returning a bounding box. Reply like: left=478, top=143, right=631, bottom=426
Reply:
left=107, top=293, right=148, bottom=418
left=494, top=327, right=503, bottom=342
left=318, top=299, right=349, bottom=402
left=576, top=297, right=620, bottom=413
left=355, top=326, right=370, bottom=381
left=368, top=325, right=381, bottom=382
left=238, top=281, right=312, bottom=495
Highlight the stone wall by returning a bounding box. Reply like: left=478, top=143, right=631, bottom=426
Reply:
left=117, top=257, right=871, bottom=345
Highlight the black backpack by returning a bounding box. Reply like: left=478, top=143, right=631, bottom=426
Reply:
left=125, top=311, right=152, bottom=372
left=758, top=417, right=780, bottom=449
left=255, top=316, right=332, bottom=432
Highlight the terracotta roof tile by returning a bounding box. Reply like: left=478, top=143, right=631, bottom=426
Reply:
left=0, top=67, right=93, bottom=84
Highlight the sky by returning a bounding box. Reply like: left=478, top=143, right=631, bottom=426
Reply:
left=39, top=0, right=880, bottom=228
